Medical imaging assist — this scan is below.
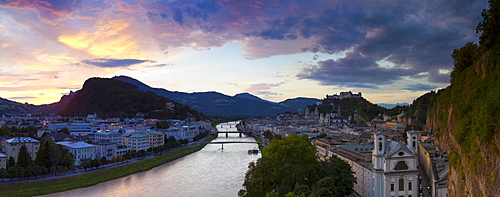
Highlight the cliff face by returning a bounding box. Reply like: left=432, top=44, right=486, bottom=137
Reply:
left=427, top=2, right=500, bottom=195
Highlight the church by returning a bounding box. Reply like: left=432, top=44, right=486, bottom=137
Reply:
left=328, top=130, right=420, bottom=197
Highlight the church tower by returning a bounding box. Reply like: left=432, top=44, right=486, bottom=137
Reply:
left=407, top=130, right=419, bottom=154
left=373, top=131, right=386, bottom=197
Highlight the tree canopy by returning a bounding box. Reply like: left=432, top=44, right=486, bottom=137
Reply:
left=240, top=133, right=356, bottom=197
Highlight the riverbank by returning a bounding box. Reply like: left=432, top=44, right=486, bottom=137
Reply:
left=0, top=137, right=216, bottom=197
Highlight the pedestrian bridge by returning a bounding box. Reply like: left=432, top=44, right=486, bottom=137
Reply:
left=215, top=131, right=253, bottom=137
left=201, top=141, right=264, bottom=150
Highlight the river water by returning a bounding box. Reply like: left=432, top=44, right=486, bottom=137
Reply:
left=44, top=121, right=260, bottom=197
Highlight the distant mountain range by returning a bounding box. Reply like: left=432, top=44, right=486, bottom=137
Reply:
left=112, top=76, right=319, bottom=116
left=376, top=103, right=410, bottom=109
left=0, top=76, right=415, bottom=117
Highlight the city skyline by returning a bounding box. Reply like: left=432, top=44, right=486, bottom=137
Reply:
left=0, top=0, right=488, bottom=105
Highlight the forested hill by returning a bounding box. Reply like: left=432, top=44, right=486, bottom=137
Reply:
left=426, top=1, right=500, bottom=196
left=59, top=77, right=205, bottom=120
left=112, top=75, right=319, bottom=116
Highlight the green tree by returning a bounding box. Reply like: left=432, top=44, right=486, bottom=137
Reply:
left=61, top=152, right=75, bottom=169
left=17, top=145, right=31, bottom=168
left=33, top=165, right=42, bottom=178
left=7, top=166, right=17, bottom=181
left=100, top=156, right=108, bottom=165
left=7, top=157, right=15, bottom=169
left=35, top=140, right=52, bottom=169
left=155, top=121, right=170, bottom=129
left=60, top=127, right=70, bottom=135
left=318, top=155, right=357, bottom=196
left=81, top=160, right=91, bottom=171
left=0, top=168, right=7, bottom=182
left=240, top=133, right=321, bottom=197
left=16, top=166, right=25, bottom=179
left=25, top=166, right=34, bottom=179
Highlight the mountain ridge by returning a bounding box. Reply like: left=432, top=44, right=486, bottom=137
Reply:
left=112, top=75, right=319, bottom=116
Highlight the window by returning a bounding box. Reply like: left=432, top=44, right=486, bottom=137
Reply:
left=408, top=181, right=412, bottom=190
left=399, top=178, right=404, bottom=191
left=394, top=161, right=409, bottom=170
left=390, top=184, right=394, bottom=191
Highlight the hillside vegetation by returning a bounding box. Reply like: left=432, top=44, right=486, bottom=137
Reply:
left=59, top=78, right=205, bottom=120
left=427, top=0, right=500, bottom=196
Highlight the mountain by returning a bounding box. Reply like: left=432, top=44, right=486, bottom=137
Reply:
left=112, top=76, right=319, bottom=116
left=425, top=2, right=500, bottom=196
left=234, top=93, right=275, bottom=104
left=33, top=91, right=76, bottom=114
left=376, top=103, right=410, bottom=109
left=0, top=97, right=34, bottom=114
left=59, top=77, right=205, bottom=120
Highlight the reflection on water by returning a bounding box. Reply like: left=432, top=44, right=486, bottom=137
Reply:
left=43, top=121, right=259, bottom=197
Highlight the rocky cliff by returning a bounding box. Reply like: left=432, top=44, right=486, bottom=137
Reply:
left=427, top=1, right=500, bottom=196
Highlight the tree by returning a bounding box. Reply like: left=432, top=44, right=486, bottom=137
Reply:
left=155, top=121, right=170, bottom=129
left=17, top=166, right=25, bottom=179
left=33, top=165, right=42, bottom=178
left=61, top=152, right=75, bottom=169
left=7, top=166, right=17, bottom=181
left=60, top=127, right=70, bottom=135
left=123, top=152, right=132, bottom=161
left=81, top=160, right=91, bottom=171
left=0, top=168, right=7, bottom=182
left=7, top=157, right=15, bottom=169
left=100, top=156, right=108, bottom=165
left=25, top=166, right=34, bottom=179
left=17, top=145, right=31, bottom=168
left=240, top=133, right=321, bottom=197
left=318, top=155, right=357, bottom=196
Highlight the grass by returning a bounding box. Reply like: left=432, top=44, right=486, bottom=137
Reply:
left=0, top=137, right=215, bottom=197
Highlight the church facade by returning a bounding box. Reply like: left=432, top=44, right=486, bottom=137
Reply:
left=329, top=130, right=420, bottom=197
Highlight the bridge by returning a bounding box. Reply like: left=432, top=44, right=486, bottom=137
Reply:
left=201, top=141, right=264, bottom=150
left=215, top=131, right=253, bottom=137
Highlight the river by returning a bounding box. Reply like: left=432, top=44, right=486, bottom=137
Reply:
left=43, top=121, right=260, bottom=197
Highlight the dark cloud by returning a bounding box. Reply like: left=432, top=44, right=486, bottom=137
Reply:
left=294, top=0, right=487, bottom=88
left=81, top=58, right=151, bottom=68
left=298, top=53, right=415, bottom=88
left=402, top=83, right=439, bottom=92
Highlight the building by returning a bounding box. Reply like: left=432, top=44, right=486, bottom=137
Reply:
left=95, top=130, right=122, bottom=144
left=136, top=130, right=165, bottom=147
left=0, top=153, right=6, bottom=169
left=4, top=137, right=40, bottom=162
left=57, top=141, right=96, bottom=166
left=329, top=145, right=374, bottom=197
left=327, top=130, right=420, bottom=197
left=122, top=133, right=149, bottom=151
left=47, top=122, right=106, bottom=135
left=372, top=130, right=419, bottom=197
left=419, top=142, right=449, bottom=197
left=93, top=140, right=118, bottom=161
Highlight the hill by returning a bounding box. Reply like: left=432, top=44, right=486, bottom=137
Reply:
left=426, top=1, right=500, bottom=195
left=59, top=77, right=205, bottom=120
left=112, top=76, right=319, bottom=116
left=0, top=97, right=33, bottom=114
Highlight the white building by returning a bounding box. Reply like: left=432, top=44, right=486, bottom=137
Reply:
left=328, top=130, right=419, bottom=197
left=373, top=130, right=419, bottom=197
left=48, top=122, right=106, bottom=135
left=122, top=133, right=149, bottom=151
left=95, top=130, right=122, bottom=144
left=57, top=141, right=96, bottom=166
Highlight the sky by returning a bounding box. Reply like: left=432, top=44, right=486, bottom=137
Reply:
left=0, top=0, right=489, bottom=105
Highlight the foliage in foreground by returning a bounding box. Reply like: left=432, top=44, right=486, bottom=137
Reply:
left=239, top=133, right=356, bottom=197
